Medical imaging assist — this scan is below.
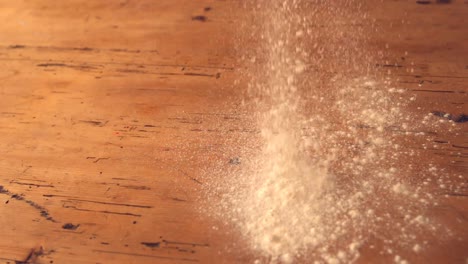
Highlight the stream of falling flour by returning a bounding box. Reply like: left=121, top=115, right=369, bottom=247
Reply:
left=202, top=1, right=460, bottom=263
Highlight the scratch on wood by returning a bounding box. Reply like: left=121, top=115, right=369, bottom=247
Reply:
left=79, top=120, right=108, bottom=127
left=162, top=239, right=209, bottom=247
left=11, top=180, right=54, bottom=188
left=93, top=157, right=110, bottom=163
left=61, top=197, right=152, bottom=208
left=37, top=63, right=99, bottom=71
left=63, top=204, right=142, bottom=217
left=92, top=249, right=198, bottom=262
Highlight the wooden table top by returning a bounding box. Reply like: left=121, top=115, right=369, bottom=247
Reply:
left=0, top=1, right=466, bottom=263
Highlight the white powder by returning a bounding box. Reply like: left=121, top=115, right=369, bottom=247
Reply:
left=412, top=244, right=422, bottom=253
left=394, top=255, right=409, bottom=264
left=200, top=0, right=461, bottom=263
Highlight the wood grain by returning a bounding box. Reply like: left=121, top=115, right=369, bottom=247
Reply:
left=0, top=1, right=466, bottom=263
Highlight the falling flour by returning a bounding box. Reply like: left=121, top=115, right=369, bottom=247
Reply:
left=200, top=0, right=462, bottom=263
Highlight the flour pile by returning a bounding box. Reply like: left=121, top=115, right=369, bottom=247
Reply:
left=202, top=1, right=457, bottom=263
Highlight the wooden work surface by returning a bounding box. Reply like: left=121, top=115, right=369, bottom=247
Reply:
left=0, top=1, right=466, bottom=263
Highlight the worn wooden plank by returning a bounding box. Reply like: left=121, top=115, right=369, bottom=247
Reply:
left=0, top=1, right=466, bottom=263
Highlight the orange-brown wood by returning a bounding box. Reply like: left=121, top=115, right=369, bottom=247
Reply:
left=0, top=1, right=466, bottom=263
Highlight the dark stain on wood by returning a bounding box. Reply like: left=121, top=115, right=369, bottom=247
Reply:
left=8, top=44, right=26, bottom=49
left=15, top=247, right=48, bottom=264
left=416, top=0, right=432, bottom=4
left=431, top=111, right=468, bottom=123
left=192, top=15, right=207, bottom=22
left=141, top=242, right=161, bottom=248
left=229, top=157, right=241, bottom=165
left=0, top=185, right=57, bottom=222
left=62, top=223, right=80, bottom=230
